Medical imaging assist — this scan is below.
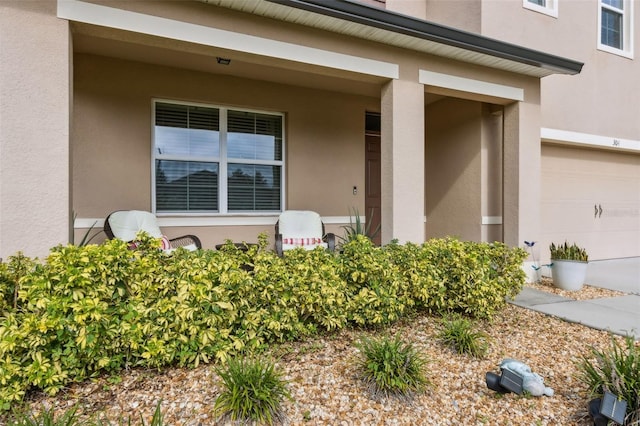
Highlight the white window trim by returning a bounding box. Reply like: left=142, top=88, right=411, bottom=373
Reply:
left=523, top=0, right=558, bottom=18
left=74, top=215, right=358, bottom=229
left=597, top=0, right=634, bottom=59
left=151, top=99, right=286, bottom=216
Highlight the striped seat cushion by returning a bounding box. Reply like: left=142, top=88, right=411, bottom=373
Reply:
left=282, top=237, right=323, bottom=246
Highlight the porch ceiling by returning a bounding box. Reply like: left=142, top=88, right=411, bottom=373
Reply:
left=71, top=23, right=388, bottom=98
left=203, top=0, right=583, bottom=78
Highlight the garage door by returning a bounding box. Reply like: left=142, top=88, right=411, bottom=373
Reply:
left=541, top=144, right=640, bottom=260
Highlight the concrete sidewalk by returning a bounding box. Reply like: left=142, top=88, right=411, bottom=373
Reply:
left=509, top=257, right=640, bottom=340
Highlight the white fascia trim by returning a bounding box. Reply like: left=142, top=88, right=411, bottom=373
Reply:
left=57, top=0, right=399, bottom=79
left=74, top=216, right=356, bottom=228
left=541, top=128, right=640, bottom=153
left=419, top=70, right=524, bottom=101
left=481, top=216, right=503, bottom=225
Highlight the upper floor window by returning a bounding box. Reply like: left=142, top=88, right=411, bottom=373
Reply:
left=598, top=0, right=634, bottom=58
left=153, top=100, right=284, bottom=214
left=523, top=0, right=558, bottom=18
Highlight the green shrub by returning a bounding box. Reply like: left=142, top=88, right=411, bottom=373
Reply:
left=340, top=235, right=413, bottom=326
left=354, top=334, right=429, bottom=401
left=577, top=336, right=639, bottom=425
left=388, top=238, right=527, bottom=319
left=437, top=315, right=489, bottom=358
left=0, top=233, right=527, bottom=412
left=0, top=253, right=35, bottom=315
left=214, top=357, right=291, bottom=425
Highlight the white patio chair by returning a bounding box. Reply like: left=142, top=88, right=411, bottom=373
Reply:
left=274, top=210, right=335, bottom=256
left=104, top=210, right=201, bottom=251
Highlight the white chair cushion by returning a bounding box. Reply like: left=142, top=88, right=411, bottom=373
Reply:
left=108, top=210, right=163, bottom=241
left=278, top=211, right=323, bottom=239
left=278, top=211, right=326, bottom=253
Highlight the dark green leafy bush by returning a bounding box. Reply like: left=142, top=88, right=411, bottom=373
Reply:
left=0, top=234, right=526, bottom=411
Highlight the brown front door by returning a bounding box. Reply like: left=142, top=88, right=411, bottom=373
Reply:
left=365, top=133, right=382, bottom=246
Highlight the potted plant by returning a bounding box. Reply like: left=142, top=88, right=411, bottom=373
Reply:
left=549, top=241, right=589, bottom=291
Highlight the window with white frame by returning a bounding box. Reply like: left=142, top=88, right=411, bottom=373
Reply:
left=523, top=0, right=558, bottom=18
left=153, top=100, right=284, bottom=214
left=598, top=0, right=634, bottom=58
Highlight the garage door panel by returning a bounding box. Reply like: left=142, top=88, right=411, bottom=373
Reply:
left=542, top=145, right=640, bottom=260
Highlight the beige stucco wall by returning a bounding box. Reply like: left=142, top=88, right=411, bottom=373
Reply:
left=70, top=0, right=546, bottom=252
left=480, top=0, right=640, bottom=141
left=421, top=0, right=482, bottom=34
left=425, top=97, right=482, bottom=241
left=73, top=54, right=376, bottom=248
left=0, top=1, right=71, bottom=260
left=481, top=104, right=503, bottom=243
left=385, top=0, right=428, bottom=20
left=0, top=0, right=548, bottom=256
left=381, top=79, right=425, bottom=244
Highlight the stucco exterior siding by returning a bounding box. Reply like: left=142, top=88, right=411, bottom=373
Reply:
left=0, top=1, right=71, bottom=259
left=66, top=1, right=543, bottom=252
left=473, top=0, right=639, bottom=142
left=72, top=54, right=376, bottom=249
left=1, top=0, right=567, bottom=258
left=425, top=98, right=483, bottom=241
left=381, top=79, right=425, bottom=244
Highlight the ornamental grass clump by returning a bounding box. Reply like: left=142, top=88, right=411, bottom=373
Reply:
left=354, top=334, right=429, bottom=402
left=5, top=406, right=79, bottom=426
left=437, top=315, right=489, bottom=358
left=214, top=357, right=291, bottom=425
left=577, top=336, right=640, bottom=425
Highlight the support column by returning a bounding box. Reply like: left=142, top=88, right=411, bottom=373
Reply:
left=0, top=1, right=71, bottom=259
left=380, top=80, right=425, bottom=244
left=503, top=100, right=541, bottom=277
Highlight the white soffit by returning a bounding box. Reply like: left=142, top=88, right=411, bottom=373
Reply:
left=419, top=70, right=524, bottom=102
left=542, top=128, right=640, bottom=153
left=204, top=0, right=558, bottom=78
left=57, top=0, right=399, bottom=79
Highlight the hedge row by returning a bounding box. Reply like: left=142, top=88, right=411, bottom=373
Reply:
left=0, top=234, right=526, bottom=410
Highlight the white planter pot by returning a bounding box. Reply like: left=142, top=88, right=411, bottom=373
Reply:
left=550, top=259, right=588, bottom=291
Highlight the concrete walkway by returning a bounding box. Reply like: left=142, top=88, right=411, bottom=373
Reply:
left=509, top=257, right=640, bottom=340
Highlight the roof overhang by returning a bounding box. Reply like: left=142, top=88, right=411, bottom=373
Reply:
left=204, top=0, right=583, bottom=78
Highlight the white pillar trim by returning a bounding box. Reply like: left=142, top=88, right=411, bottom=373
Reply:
left=419, top=70, right=524, bottom=101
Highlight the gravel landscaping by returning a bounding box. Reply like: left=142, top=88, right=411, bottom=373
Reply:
left=16, top=280, right=632, bottom=426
